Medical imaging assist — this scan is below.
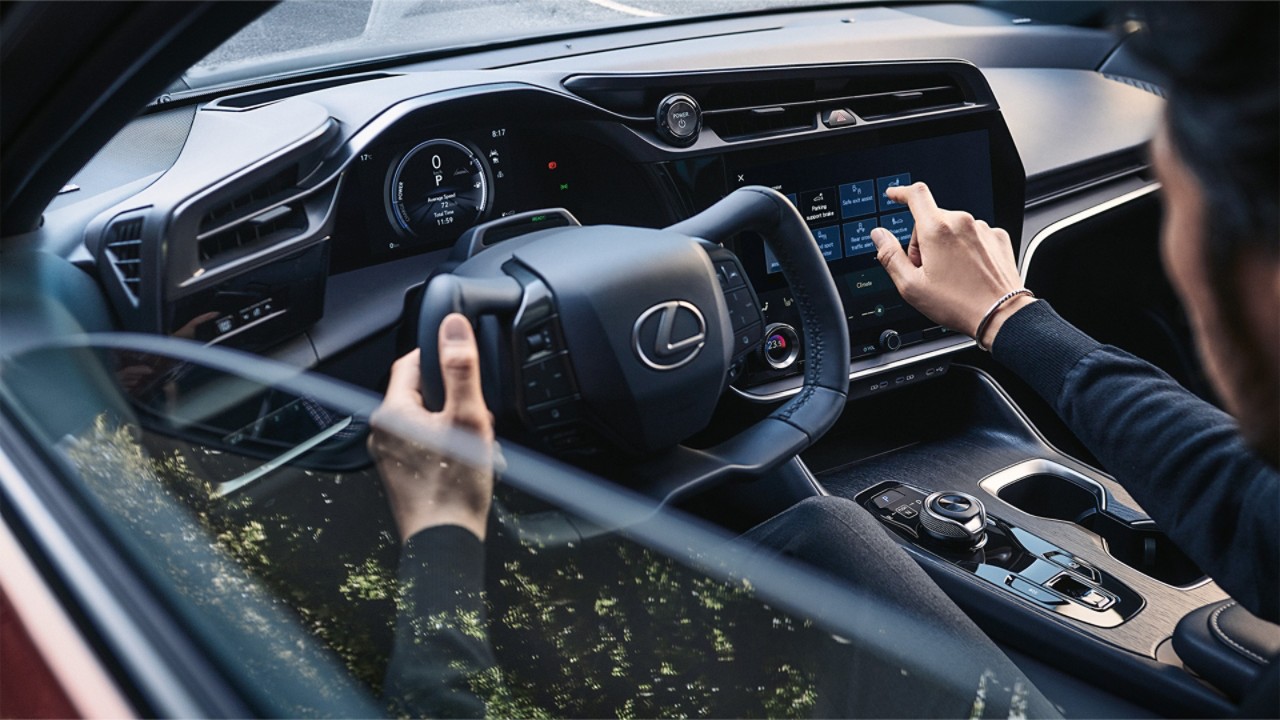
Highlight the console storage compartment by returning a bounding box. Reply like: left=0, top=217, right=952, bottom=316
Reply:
left=992, top=471, right=1205, bottom=587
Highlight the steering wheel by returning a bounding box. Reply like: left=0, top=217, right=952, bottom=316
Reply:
left=417, top=186, right=850, bottom=502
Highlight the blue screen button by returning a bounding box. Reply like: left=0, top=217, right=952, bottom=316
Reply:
left=842, top=218, right=878, bottom=257
left=877, top=173, right=912, bottom=211
left=812, top=226, right=842, bottom=261
left=880, top=211, right=915, bottom=243
left=839, top=180, right=876, bottom=218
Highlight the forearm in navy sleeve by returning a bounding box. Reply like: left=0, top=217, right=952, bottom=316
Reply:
left=383, top=525, right=497, bottom=719
left=992, top=300, right=1279, bottom=622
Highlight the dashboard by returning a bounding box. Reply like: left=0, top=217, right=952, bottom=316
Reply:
left=45, top=6, right=1163, bottom=417
left=71, top=61, right=1061, bottom=412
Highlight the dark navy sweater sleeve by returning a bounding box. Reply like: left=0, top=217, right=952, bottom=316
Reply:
left=992, top=300, right=1279, bottom=622
left=383, top=525, right=496, bottom=718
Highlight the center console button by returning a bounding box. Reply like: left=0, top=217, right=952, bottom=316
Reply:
left=1044, top=551, right=1100, bottom=582
left=1007, top=576, right=1067, bottom=606
left=872, top=489, right=904, bottom=509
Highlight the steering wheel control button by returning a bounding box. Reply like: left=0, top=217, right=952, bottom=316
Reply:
left=734, top=322, right=764, bottom=355
left=523, top=355, right=575, bottom=404
left=761, top=323, right=801, bottom=370
left=528, top=400, right=582, bottom=428
left=632, top=300, right=707, bottom=371
left=726, top=289, right=760, bottom=331
left=525, top=328, right=552, bottom=356
left=879, top=329, right=902, bottom=351
left=545, top=424, right=593, bottom=452
left=714, top=260, right=745, bottom=290
left=656, top=93, right=702, bottom=147
left=920, top=490, right=988, bottom=549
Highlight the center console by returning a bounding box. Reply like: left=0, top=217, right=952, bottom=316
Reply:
left=800, top=365, right=1242, bottom=716
left=858, top=481, right=1146, bottom=628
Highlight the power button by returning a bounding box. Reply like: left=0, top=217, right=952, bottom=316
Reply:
left=656, top=93, right=702, bottom=147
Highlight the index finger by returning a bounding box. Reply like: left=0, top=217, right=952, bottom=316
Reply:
left=886, top=182, right=939, bottom=219
left=386, top=348, right=424, bottom=404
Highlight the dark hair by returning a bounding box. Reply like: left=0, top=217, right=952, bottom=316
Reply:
left=1132, top=2, right=1279, bottom=310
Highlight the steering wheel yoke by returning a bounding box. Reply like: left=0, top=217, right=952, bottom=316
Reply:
left=418, top=186, right=850, bottom=499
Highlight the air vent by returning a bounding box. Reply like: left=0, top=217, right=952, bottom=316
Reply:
left=198, top=202, right=307, bottom=264
left=846, top=84, right=967, bottom=120
left=207, top=72, right=401, bottom=111
left=705, top=106, right=816, bottom=141
left=564, top=65, right=984, bottom=143
left=104, top=216, right=145, bottom=301
left=200, top=164, right=300, bottom=232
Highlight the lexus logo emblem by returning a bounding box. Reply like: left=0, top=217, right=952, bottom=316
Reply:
left=633, top=300, right=707, bottom=370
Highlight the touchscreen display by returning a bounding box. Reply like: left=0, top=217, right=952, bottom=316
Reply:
left=724, top=129, right=996, bottom=359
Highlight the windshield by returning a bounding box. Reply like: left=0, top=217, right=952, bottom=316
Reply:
left=188, top=0, right=846, bottom=91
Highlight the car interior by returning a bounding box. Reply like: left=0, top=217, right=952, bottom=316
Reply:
left=2, top=1, right=1277, bottom=717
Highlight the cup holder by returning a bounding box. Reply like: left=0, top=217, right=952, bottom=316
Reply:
left=993, top=472, right=1206, bottom=587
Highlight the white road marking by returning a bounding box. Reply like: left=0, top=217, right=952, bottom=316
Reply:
left=583, top=0, right=665, bottom=18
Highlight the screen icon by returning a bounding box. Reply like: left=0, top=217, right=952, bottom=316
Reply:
left=839, top=180, right=876, bottom=218
left=877, top=173, right=912, bottom=211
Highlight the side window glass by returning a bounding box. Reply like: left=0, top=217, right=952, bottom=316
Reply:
left=2, top=339, right=1024, bottom=718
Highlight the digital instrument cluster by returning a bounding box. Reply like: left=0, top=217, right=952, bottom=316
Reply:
left=331, top=125, right=667, bottom=272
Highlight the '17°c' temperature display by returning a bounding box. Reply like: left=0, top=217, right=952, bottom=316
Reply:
left=387, top=138, right=490, bottom=244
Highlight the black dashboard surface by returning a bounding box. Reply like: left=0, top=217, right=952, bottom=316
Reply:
left=30, top=3, right=1163, bottom=388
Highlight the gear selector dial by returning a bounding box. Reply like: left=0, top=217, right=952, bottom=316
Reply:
left=920, top=491, right=988, bottom=549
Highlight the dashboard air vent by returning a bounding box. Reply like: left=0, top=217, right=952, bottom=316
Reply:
left=198, top=202, right=307, bottom=264
left=846, top=83, right=967, bottom=120
left=104, top=216, right=145, bottom=301
left=207, top=72, right=401, bottom=111
left=563, top=65, right=983, bottom=143
left=196, top=163, right=313, bottom=265
left=200, top=165, right=299, bottom=232
left=705, top=106, right=816, bottom=141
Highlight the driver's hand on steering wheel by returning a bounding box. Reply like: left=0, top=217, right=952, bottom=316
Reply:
left=869, top=182, right=1035, bottom=349
left=369, top=313, right=495, bottom=544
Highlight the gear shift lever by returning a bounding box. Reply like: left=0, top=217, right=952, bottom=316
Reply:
left=920, top=491, right=988, bottom=549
